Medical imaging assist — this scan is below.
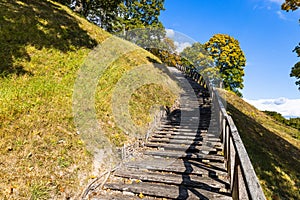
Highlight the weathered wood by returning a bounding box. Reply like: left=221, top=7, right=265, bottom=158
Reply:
left=95, top=66, right=251, bottom=200
left=144, top=150, right=225, bottom=162
left=151, top=134, right=203, bottom=140
left=125, top=157, right=227, bottom=171
left=145, top=142, right=218, bottom=152
left=105, top=182, right=232, bottom=200
left=153, top=132, right=203, bottom=137
left=148, top=138, right=222, bottom=146
left=113, top=169, right=227, bottom=190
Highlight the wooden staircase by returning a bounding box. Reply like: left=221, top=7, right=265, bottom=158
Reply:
left=93, top=68, right=232, bottom=200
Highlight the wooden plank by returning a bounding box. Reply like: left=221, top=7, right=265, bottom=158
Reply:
left=148, top=138, right=222, bottom=146
left=96, top=193, right=155, bottom=200
left=151, top=134, right=203, bottom=140
left=145, top=142, right=218, bottom=153
left=125, top=161, right=228, bottom=178
left=125, top=157, right=227, bottom=171
left=113, top=169, right=227, bottom=190
left=153, top=132, right=201, bottom=138
left=226, top=116, right=266, bottom=200
left=144, top=150, right=224, bottom=162
left=105, top=182, right=232, bottom=200
left=148, top=138, right=202, bottom=144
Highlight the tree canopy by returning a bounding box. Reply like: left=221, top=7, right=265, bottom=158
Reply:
left=281, top=0, right=300, bottom=90
left=205, top=34, right=246, bottom=97
left=290, top=61, right=300, bottom=89
left=57, top=0, right=165, bottom=34
left=281, top=0, right=300, bottom=11
left=180, top=42, right=221, bottom=85
left=180, top=42, right=211, bottom=69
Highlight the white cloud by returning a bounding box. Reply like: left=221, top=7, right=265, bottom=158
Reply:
left=268, top=0, right=284, bottom=5
left=164, top=28, right=194, bottom=52
left=174, top=41, right=192, bottom=53
left=244, top=97, right=300, bottom=118
left=276, top=10, right=287, bottom=20
left=166, top=29, right=175, bottom=38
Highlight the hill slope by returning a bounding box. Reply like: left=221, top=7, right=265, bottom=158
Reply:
left=0, top=0, right=179, bottom=199
left=222, top=91, right=300, bottom=199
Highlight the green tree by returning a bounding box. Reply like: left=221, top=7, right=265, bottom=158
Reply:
left=114, top=0, right=166, bottom=51
left=115, top=0, right=165, bottom=32
left=281, top=0, right=300, bottom=90
left=54, top=1, right=165, bottom=34
left=290, top=61, right=300, bottom=89
left=53, top=0, right=122, bottom=31
left=180, top=42, right=214, bottom=70
left=180, top=42, right=221, bottom=85
left=205, top=34, right=246, bottom=96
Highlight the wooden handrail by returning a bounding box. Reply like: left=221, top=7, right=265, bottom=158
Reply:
left=174, top=64, right=266, bottom=200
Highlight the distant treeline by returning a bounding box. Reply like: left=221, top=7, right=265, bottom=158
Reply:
left=263, top=111, right=300, bottom=131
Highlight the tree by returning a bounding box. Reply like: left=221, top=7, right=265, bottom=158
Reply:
left=282, top=0, right=300, bottom=11
left=71, top=0, right=122, bottom=31
left=180, top=42, right=214, bottom=70
left=205, top=34, right=246, bottom=97
left=114, top=0, right=166, bottom=51
left=290, top=61, right=300, bottom=89
left=281, top=0, right=300, bottom=90
left=115, top=0, right=165, bottom=32
left=180, top=42, right=221, bottom=85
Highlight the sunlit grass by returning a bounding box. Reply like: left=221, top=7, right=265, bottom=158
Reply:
left=222, top=90, right=300, bottom=199
left=0, top=0, right=179, bottom=199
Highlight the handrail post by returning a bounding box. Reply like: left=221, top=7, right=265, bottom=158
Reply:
left=173, top=65, right=266, bottom=200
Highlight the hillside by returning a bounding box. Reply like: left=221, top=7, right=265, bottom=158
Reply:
left=0, top=0, right=179, bottom=199
left=222, top=91, right=300, bottom=200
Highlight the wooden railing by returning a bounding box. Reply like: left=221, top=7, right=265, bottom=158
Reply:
left=175, top=65, right=266, bottom=200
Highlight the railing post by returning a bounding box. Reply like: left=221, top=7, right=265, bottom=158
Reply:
left=232, top=154, right=240, bottom=199
left=173, top=65, right=266, bottom=200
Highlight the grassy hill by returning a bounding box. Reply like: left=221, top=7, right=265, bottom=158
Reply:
left=0, top=0, right=179, bottom=199
left=2, top=1, right=299, bottom=200
left=222, top=91, right=300, bottom=200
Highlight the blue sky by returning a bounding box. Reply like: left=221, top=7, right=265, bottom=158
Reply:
left=159, top=0, right=300, bottom=117
left=160, top=0, right=299, bottom=99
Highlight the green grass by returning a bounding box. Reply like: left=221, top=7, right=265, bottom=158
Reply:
left=0, top=0, right=179, bottom=199
left=222, top=91, right=300, bottom=200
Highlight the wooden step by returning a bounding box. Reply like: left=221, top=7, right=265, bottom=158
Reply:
left=145, top=142, right=218, bottom=153
left=104, top=182, right=232, bottom=200
left=113, top=169, right=227, bottom=190
left=151, top=134, right=203, bottom=140
left=148, top=138, right=222, bottom=146
left=125, top=160, right=228, bottom=178
left=144, top=151, right=224, bottom=162
left=153, top=132, right=202, bottom=137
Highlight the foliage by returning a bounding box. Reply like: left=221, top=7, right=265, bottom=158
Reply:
left=221, top=90, right=300, bottom=199
left=115, top=0, right=167, bottom=55
left=281, top=0, right=300, bottom=90
left=157, top=51, right=182, bottom=67
left=290, top=49, right=300, bottom=90
left=181, top=42, right=210, bottom=69
left=205, top=34, right=246, bottom=96
left=281, top=0, right=300, bottom=11
left=263, top=111, right=300, bottom=132
left=0, top=0, right=178, bottom=199
left=116, top=0, right=165, bottom=32
left=180, top=42, right=221, bottom=86
left=57, top=0, right=166, bottom=34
